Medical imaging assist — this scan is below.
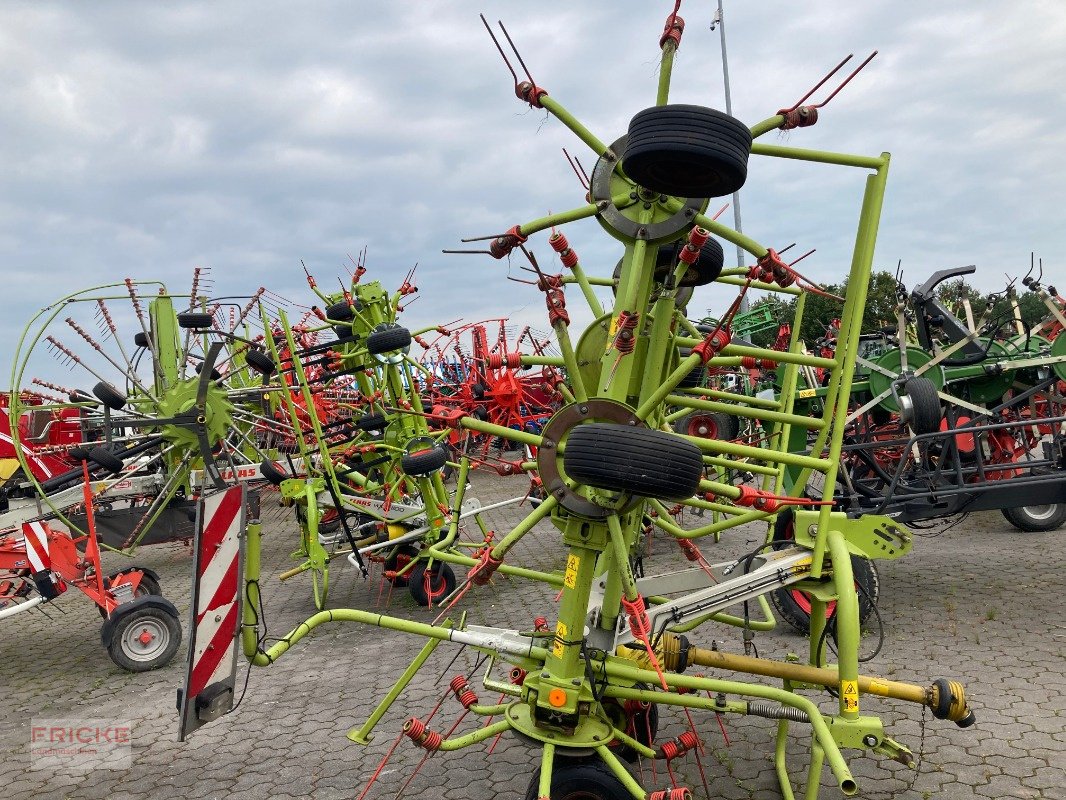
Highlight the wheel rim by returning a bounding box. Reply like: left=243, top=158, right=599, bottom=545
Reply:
left=1020, top=504, right=1057, bottom=522
left=685, top=415, right=718, bottom=439
left=122, top=618, right=170, bottom=663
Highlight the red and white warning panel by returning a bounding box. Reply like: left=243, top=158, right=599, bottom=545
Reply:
left=178, top=484, right=247, bottom=741
left=22, top=520, right=66, bottom=600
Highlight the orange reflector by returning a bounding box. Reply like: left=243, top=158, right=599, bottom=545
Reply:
left=548, top=688, right=567, bottom=708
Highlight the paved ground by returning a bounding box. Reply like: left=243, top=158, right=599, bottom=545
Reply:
left=3, top=472, right=1065, bottom=800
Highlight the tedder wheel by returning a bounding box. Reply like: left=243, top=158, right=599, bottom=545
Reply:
left=384, top=545, right=420, bottom=587
left=177, top=312, right=214, bottom=329
left=769, top=510, right=880, bottom=634
left=357, top=412, right=389, bottom=432
left=87, top=446, right=125, bottom=475
left=1001, top=503, right=1066, bottom=533
left=901, top=376, right=941, bottom=435
left=563, top=423, right=703, bottom=502
left=92, top=381, right=127, bottom=410
left=325, top=301, right=355, bottom=322
left=622, top=104, right=752, bottom=199
left=105, top=600, right=182, bottom=672
left=655, top=237, right=725, bottom=288
left=408, top=561, right=456, bottom=607
left=524, top=757, right=634, bottom=800
left=245, top=348, right=276, bottom=375
left=400, top=445, right=449, bottom=476
left=260, top=460, right=288, bottom=486
left=673, top=410, right=740, bottom=441
left=366, top=325, right=412, bottom=355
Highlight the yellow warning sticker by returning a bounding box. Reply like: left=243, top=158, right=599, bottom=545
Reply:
left=563, top=554, right=580, bottom=589
left=553, top=621, right=568, bottom=658
left=605, top=316, right=619, bottom=352
left=841, top=679, right=859, bottom=712
left=798, top=388, right=817, bottom=398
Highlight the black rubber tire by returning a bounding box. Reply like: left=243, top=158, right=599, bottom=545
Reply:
left=88, top=446, right=124, bottom=475
left=384, top=545, right=420, bottom=587
left=655, top=237, right=726, bottom=288
left=133, top=332, right=149, bottom=348
left=177, top=312, right=214, bottom=330
left=357, top=413, right=389, bottom=432
left=69, top=446, right=91, bottom=462
left=245, top=349, right=276, bottom=375
left=471, top=382, right=488, bottom=400
left=92, top=381, right=127, bottom=411
left=324, top=301, right=355, bottom=322
left=106, top=604, right=182, bottom=672
left=1001, top=504, right=1066, bottom=532
left=563, top=423, right=704, bottom=502
left=623, top=104, right=752, bottom=198
left=769, top=511, right=880, bottom=634
left=260, top=460, right=288, bottom=486
left=676, top=348, right=705, bottom=388
left=407, top=561, right=456, bottom=607
left=400, top=445, right=449, bottom=476
left=194, top=362, right=222, bottom=381
left=524, top=757, right=634, bottom=800
left=366, top=325, right=412, bottom=355
left=673, top=410, right=740, bottom=441
left=902, top=376, right=941, bottom=435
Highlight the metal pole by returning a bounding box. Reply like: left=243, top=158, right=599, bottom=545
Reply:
left=713, top=0, right=749, bottom=311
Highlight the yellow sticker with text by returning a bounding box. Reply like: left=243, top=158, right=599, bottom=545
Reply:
left=563, top=554, right=580, bottom=589
left=553, top=621, right=568, bottom=658
left=798, top=388, right=816, bottom=398
left=841, top=679, right=859, bottom=712
left=605, top=316, right=619, bottom=352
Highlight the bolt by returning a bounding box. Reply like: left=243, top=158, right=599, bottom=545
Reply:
left=863, top=735, right=878, bottom=747
left=541, top=672, right=550, bottom=679
left=542, top=439, right=555, bottom=449
left=572, top=679, right=582, bottom=686
left=578, top=405, right=588, bottom=414
left=630, top=192, right=638, bottom=200
left=643, top=203, right=652, bottom=210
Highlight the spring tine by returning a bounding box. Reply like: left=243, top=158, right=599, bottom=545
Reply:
left=813, top=51, right=877, bottom=108
left=788, top=248, right=816, bottom=268
left=480, top=13, right=518, bottom=88
left=66, top=317, right=154, bottom=397
left=562, top=148, right=590, bottom=190
left=782, top=54, right=853, bottom=113
left=709, top=202, right=730, bottom=221
left=497, top=20, right=536, bottom=87
left=442, top=249, right=495, bottom=256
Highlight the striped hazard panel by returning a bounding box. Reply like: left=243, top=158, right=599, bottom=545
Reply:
left=178, top=484, right=245, bottom=741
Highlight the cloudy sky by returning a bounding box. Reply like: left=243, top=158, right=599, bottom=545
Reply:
left=3, top=1, right=1064, bottom=387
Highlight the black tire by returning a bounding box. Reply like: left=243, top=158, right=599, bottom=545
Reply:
left=524, top=757, right=634, bottom=800
left=902, top=377, right=941, bottom=435
left=357, top=412, right=389, bottom=432
left=769, top=511, right=880, bottom=634
left=384, top=545, right=420, bottom=587
left=676, top=348, right=705, bottom=389
left=408, top=561, right=456, bottom=606
left=194, top=362, right=222, bottom=381
left=1001, top=504, right=1066, bottom=532
left=400, top=445, right=449, bottom=476
left=655, top=237, right=725, bottom=288
left=106, top=603, right=182, bottom=672
left=325, top=301, right=355, bottom=322
left=177, top=312, right=214, bottom=330
left=563, top=423, right=703, bottom=502
left=260, top=460, right=288, bottom=486
left=69, top=446, right=91, bottom=462
left=673, top=410, right=740, bottom=441
left=366, top=325, right=412, bottom=355
left=623, top=104, right=752, bottom=198
left=133, top=332, right=149, bottom=348
left=88, top=446, right=124, bottom=475
left=92, top=381, right=127, bottom=410
left=245, top=349, right=276, bottom=375
left=471, top=382, right=488, bottom=400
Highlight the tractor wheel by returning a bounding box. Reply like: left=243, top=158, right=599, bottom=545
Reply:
left=673, top=410, right=740, bottom=441
left=622, top=104, right=752, bottom=198
left=245, top=349, right=276, bottom=375
left=1001, top=503, right=1066, bottom=532
left=366, top=325, right=412, bottom=355
left=408, top=561, right=456, bottom=607
left=105, top=601, right=182, bottom=672
left=901, top=377, right=941, bottom=435
left=400, top=445, right=449, bottom=476
left=384, top=545, right=420, bottom=587
left=177, top=312, right=214, bottom=329
left=524, top=757, right=635, bottom=800
left=769, top=510, right=880, bottom=634
left=92, top=381, right=127, bottom=410
left=259, top=460, right=287, bottom=486
left=563, top=423, right=703, bottom=502
left=357, top=412, right=389, bottom=432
